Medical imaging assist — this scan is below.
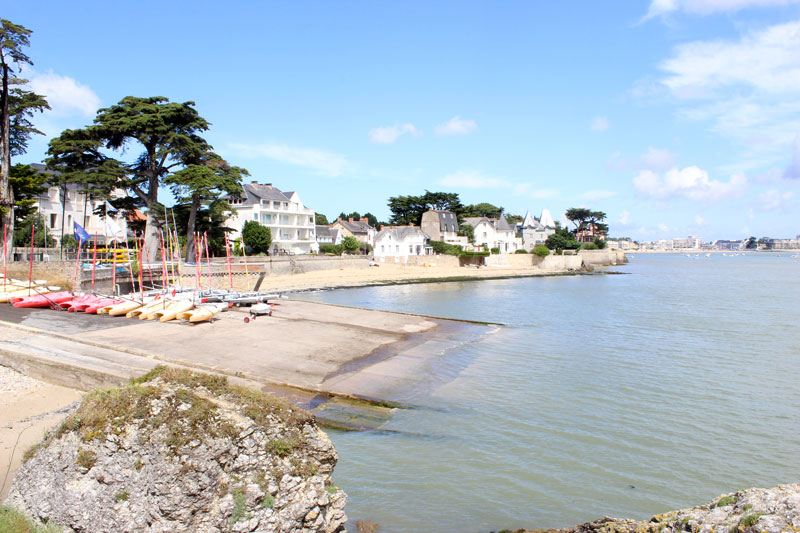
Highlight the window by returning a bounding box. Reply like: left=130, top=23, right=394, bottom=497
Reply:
left=281, top=215, right=289, bottom=224
left=273, top=201, right=280, bottom=209
left=396, top=245, right=399, bottom=252
left=50, top=213, right=57, bottom=229
left=261, top=214, right=271, bottom=223
left=253, top=214, right=258, bottom=221
left=409, top=245, right=413, bottom=253
left=381, top=245, right=385, bottom=252
left=283, top=202, right=288, bottom=209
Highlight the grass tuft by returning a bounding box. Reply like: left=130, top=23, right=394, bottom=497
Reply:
left=0, top=504, right=63, bottom=533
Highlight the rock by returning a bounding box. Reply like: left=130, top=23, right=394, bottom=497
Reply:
left=4, top=366, right=347, bottom=532
left=515, top=484, right=800, bottom=533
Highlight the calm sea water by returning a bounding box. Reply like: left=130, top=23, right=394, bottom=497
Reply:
left=295, top=253, right=800, bottom=532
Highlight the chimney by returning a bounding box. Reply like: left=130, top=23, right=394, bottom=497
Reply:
left=250, top=180, right=258, bottom=185
left=265, top=183, right=272, bottom=188
left=348, top=217, right=354, bottom=223
left=380, top=225, right=385, bottom=231
left=360, top=217, right=369, bottom=223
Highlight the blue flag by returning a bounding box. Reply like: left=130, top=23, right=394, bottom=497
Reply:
left=73, top=221, right=91, bottom=242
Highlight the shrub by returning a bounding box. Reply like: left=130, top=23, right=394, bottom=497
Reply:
left=459, top=250, right=490, bottom=258
left=738, top=513, right=764, bottom=529
left=581, top=242, right=599, bottom=250
left=319, top=244, right=343, bottom=255
left=115, top=490, right=129, bottom=502
left=533, top=244, right=550, bottom=257
left=242, top=220, right=272, bottom=254
left=490, top=247, right=500, bottom=254
left=342, top=236, right=360, bottom=254
left=514, top=249, right=528, bottom=254
left=430, top=241, right=463, bottom=256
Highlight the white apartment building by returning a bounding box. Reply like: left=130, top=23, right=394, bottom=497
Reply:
left=30, top=164, right=128, bottom=245
left=227, top=182, right=318, bottom=255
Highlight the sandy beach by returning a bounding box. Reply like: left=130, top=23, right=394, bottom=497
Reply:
left=230, top=262, right=574, bottom=293
left=0, top=366, right=83, bottom=500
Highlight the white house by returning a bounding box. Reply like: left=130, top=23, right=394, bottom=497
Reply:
left=374, top=225, right=431, bottom=260
left=29, top=164, right=129, bottom=245
left=463, top=216, right=522, bottom=253
left=227, top=181, right=317, bottom=255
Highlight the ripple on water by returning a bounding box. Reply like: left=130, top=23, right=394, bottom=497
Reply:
left=298, top=255, right=800, bottom=532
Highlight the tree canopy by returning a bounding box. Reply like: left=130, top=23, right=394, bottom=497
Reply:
left=47, top=96, right=212, bottom=261
left=1, top=19, right=48, bottom=255
left=461, top=202, right=504, bottom=219
left=387, top=190, right=468, bottom=226
left=165, top=152, right=246, bottom=261
left=565, top=208, right=608, bottom=235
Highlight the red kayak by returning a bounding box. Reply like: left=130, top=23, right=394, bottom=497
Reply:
left=11, top=291, right=75, bottom=308
left=59, top=294, right=103, bottom=312
left=84, top=298, right=123, bottom=314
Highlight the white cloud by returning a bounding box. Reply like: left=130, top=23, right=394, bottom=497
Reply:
left=633, top=166, right=747, bottom=202
left=435, top=116, right=478, bottom=136
left=641, top=147, right=679, bottom=171
left=658, top=223, right=669, bottom=232
left=642, top=0, right=800, bottom=21
left=23, top=68, right=100, bottom=117
left=582, top=190, right=617, bottom=201
left=619, top=210, right=631, bottom=225
left=661, top=21, right=800, bottom=97
left=589, top=117, right=610, bottom=131
left=759, top=188, right=795, bottom=210
left=785, top=130, right=800, bottom=179
left=658, top=21, right=800, bottom=152
left=529, top=188, right=559, bottom=199
left=695, top=215, right=705, bottom=225
left=368, top=123, right=420, bottom=144
left=228, top=143, right=349, bottom=177
left=608, top=147, right=678, bottom=172
left=439, top=171, right=511, bottom=189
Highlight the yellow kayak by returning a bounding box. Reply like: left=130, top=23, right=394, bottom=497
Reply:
left=176, top=304, right=225, bottom=323
left=130, top=299, right=171, bottom=319
left=154, top=300, right=193, bottom=322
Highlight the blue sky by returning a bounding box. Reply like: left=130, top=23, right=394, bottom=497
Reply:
left=6, top=0, right=800, bottom=241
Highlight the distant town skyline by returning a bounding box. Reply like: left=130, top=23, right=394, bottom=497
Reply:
left=6, top=1, right=800, bottom=240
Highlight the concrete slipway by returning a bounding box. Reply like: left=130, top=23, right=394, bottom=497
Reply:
left=0, top=300, right=490, bottom=430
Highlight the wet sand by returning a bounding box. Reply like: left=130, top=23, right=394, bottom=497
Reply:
left=0, top=366, right=83, bottom=500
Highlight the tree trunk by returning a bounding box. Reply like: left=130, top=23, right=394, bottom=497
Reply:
left=0, top=62, right=14, bottom=261
left=184, top=194, right=200, bottom=263
left=143, top=209, right=161, bottom=264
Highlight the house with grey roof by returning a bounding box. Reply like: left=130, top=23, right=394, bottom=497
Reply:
left=420, top=209, right=468, bottom=247
left=463, top=216, right=523, bottom=253
left=27, top=163, right=130, bottom=246
left=518, top=210, right=555, bottom=250
left=374, top=225, right=431, bottom=260
left=315, top=225, right=341, bottom=246
left=226, top=181, right=317, bottom=255
left=330, top=217, right=376, bottom=246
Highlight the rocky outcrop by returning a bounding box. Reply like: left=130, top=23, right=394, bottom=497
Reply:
left=511, top=484, right=800, bottom=533
left=5, top=366, right=347, bottom=532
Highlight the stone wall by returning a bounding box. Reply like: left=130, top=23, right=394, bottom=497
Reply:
left=578, top=249, right=628, bottom=266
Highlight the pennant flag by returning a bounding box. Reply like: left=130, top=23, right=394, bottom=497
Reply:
left=105, top=200, right=118, bottom=213
left=73, top=221, right=90, bottom=242
left=105, top=216, right=124, bottom=240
